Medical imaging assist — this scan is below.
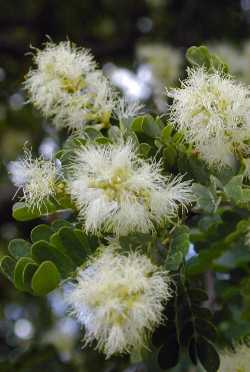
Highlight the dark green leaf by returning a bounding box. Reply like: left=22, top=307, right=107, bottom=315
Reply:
left=23, top=262, right=39, bottom=292
left=0, top=255, right=16, bottom=282
left=186, top=45, right=228, bottom=73
left=31, top=225, right=54, bottom=243
left=14, top=257, right=35, bottom=291
left=32, top=241, right=74, bottom=277
left=50, top=227, right=89, bottom=266
left=196, top=336, right=220, bottom=372
left=12, top=201, right=58, bottom=222
left=157, top=336, right=179, bottom=370
left=192, top=184, right=217, bottom=214
left=31, top=261, right=61, bottom=295
left=8, top=239, right=31, bottom=259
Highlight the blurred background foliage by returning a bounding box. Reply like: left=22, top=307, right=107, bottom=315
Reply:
left=2, top=0, right=250, bottom=371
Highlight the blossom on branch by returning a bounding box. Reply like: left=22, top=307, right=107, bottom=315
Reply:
left=169, top=67, right=250, bottom=167
left=65, top=247, right=171, bottom=358
left=68, top=141, right=193, bottom=235
left=9, top=149, right=58, bottom=211
left=24, top=41, right=116, bottom=130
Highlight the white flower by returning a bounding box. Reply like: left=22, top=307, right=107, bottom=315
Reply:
left=9, top=149, right=58, bottom=210
left=68, top=141, right=193, bottom=235
left=65, top=248, right=171, bottom=358
left=24, top=41, right=116, bottom=130
left=169, top=68, right=250, bottom=167
left=52, top=71, right=116, bottom=130
left=219, top=344, right=250, bottom=372
left=114, top=97, right=144, bottom=122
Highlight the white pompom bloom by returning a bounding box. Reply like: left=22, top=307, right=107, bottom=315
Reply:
left=219, top=344, right=250, bottom=372
left=68, top=142, right=193, bottom=235
left=9, top=149, right=58, bottom=210
left=65, top=248, right=171, bottom=358
left=52, top=70, right=116, bottom=130
left=24, top=41, right=116, bottom=130
left=114, top=97, right=144, bottom=122
left=24, top=41, right=95, bottom=114
left=169, top=68, right=250, bottom=167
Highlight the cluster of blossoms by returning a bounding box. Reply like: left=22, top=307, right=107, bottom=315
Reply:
left=24, top=41, right=116, bottom=130
left=218, top=344, right=250, bottom=372
left=8, top=41, right=196, bottom=357
left=66, top=246, right=171, bottom=357
left=8, top=38, right=250, bottom=367
left=169, top=67, right=250, bottom=168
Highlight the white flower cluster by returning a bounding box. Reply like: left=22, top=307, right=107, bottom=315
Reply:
left=69, top=141, right=193, bottom=235
left=9, top=149, right=58, bottom=211
left=169, top=67, right=250, bottom=167
left=219, top=344, right=250, bottom=372
left=66, top=246, right=171, bottom=357
left=24, top=41, right=116, bottom=130
left=9, top=40, right=197, bottom=359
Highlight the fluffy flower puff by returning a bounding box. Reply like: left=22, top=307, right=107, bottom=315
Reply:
left=9, top=149, right=58, bottom=211
left=68, top=141, right=193, bottom=235
left=52, top=70, right=116, bottom=130
left=169, top=67, right=250, bottom=167
left=114, top=97, right=144, bottom=122
left=219, top=344, right=250, bottom=372
left=65, top=248, right=172, bottom=358
left=24, top=41, right=116, bottom=130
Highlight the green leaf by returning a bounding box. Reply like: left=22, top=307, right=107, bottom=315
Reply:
left=8, top=239, right=31, bottom=259
left=196, top=318, right=217, bottom=341
left=165, top=226, right=190, bottom=271
left=84, top=126, right=102, bottom=139
left=196, top=336, right=220, bottom=372
left=23, top=262, right=39, bottom=292
left=12, top=201, right=59, bottom=222
left=192, top=183, right=217, bottom=213
left=31, top=241, right=74, bottom=277
left=161, top=125, right=174, bottom=144
left=31, top=225, right=54, bottom=243
left=50, top=227, right=89, bottom=266
left=189, top=288, right=208, bottom=303
left=224, top=175, right=243, bottom=202
left=51, top=219, right=72, bottom=230
left=158, top=336, right=179, bottom=370
left=95, top=137, right=112, bottom=144
left=186, top=45, right=228, bottom=73
left=14, top=257, right=35, bottom=291
left=138, top=143, right=151, bottom=157
left=130, top=116, right=144, bottom=132
left=142, top=115, right=162, bottom=138
left=31, top=261, right=60, bottom=295
left=0, top=256, right=16, bottom=282
left=108, top=126, right=123, bottom=142
left=163, top=144, right=177, bottom=168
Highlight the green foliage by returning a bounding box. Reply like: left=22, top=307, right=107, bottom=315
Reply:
left=153, top=278, right=220, bottom=371
left=165, top=226, right=190, bottom=271
left=1, top=220, right=98, bottom=295
left=31, top=261, right=60, bottom=295
left=186, top=45, right=229, bottom=73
